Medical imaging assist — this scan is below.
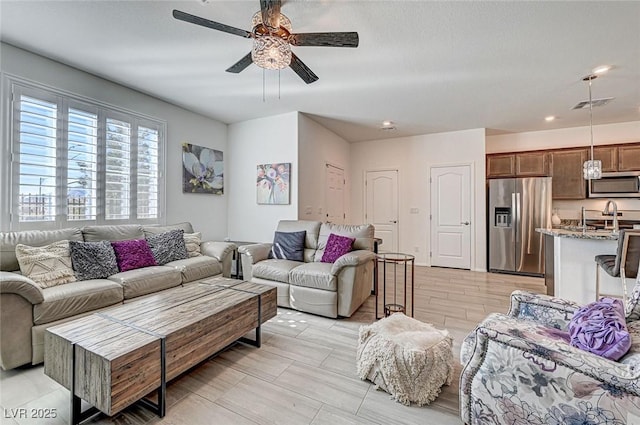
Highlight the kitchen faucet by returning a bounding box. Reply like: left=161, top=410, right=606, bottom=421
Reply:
left=603, top=199, right=619, bottom=235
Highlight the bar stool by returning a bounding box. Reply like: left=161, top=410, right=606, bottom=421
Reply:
left=595, top=229, right=640, bottom=304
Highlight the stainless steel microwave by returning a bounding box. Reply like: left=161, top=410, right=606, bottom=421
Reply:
left=588, top=172, right=640, bottom=198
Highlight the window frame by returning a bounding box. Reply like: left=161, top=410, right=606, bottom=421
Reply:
left=7, top=79, right=166, bottom=231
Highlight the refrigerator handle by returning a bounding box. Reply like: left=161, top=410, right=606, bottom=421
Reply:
left=511, top=192, right=516, bottom=243
left=516, top=192, right=521, bottom=243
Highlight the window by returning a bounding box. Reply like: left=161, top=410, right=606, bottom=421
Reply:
left=11, top=83, right=164, bottom=229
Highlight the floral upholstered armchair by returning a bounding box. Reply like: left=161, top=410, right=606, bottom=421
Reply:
left=460, top=285, right=640, bottom=425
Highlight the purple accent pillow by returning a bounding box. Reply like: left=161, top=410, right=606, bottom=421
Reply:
left=321, top=233, right=355, bottom=263
left=568, top=297, right=631, bottom=361
left=111, top=239, right=157, bottom=272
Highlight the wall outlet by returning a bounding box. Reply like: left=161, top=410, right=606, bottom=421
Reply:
left=414, top=246, right=420, bottom=253
left=318, top=207, right=323, bottom=214
left=410, top=208, right=419, bottom=214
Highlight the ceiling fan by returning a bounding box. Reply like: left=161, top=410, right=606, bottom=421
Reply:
left=172, top=0, right=359, bottom=84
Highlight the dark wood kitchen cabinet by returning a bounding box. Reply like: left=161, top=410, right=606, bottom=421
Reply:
left=486, top=154, right=515, bottom=177
left=593, top=146, right=618, bottom=172
left=550, top=148, right=588, bottom=199
left=618, top=145, right=640, bottom=171
left=515, top=151, right=549, bottom=176
left=487, top=151, right=548, bottom=178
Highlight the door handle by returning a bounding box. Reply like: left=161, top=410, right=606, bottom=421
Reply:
left=461, top=221, right=470, bottom=225
left=389, top=220, right=397, bottom=223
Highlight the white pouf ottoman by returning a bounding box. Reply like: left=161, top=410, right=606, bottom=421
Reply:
left=357, top=313, right=454, bottom=406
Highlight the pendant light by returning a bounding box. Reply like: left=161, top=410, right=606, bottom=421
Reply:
left=582, top=74, right=602, bottom=180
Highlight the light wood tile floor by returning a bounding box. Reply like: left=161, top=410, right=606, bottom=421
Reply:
left=0, top=267, right=545, bottom=425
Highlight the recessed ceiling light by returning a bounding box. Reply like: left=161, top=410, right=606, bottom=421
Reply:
left=593, top=65, right=611, bottom=75
left=380, top=120, right=396, bottom=131
left=545, top=116, right=556, bottom=122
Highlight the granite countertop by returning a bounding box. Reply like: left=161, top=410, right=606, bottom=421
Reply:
left=536, top=227, right=619, bottom=240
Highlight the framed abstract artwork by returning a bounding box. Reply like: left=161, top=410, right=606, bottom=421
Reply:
left=257, top=163, right=290, bottom=205
left=182, top=143, right=224, bottom=194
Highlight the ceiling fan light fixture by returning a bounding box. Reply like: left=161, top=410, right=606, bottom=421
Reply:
left=252, top=36, right=291, bottom=70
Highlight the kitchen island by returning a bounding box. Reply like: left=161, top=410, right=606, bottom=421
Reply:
left=536, top=228, right=628, bottom=305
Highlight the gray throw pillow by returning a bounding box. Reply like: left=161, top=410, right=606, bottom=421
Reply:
left=69, top=240, right=118, bottom=280
left=146, top=229, right=188, bottom=265
left=269, top=231, right=306, bottom=262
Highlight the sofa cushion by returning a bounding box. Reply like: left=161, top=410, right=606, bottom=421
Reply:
left=33, top=279, right=123, bottom=325
left=314, top=223, right=374, bottom=262
left=1, top=227, right=83, bottom=272
left=166, top=256, right=222, bottom=283
left=108, top=266, right=181, bottom=299
left=82, top=224, right=145, bottom=242
left=289, top=262, right=337, bottom=291
left=184, top=232, right=203, bottom=257
left=321, top=233, right=355, bottom=263
left=142, top=222, right=195, bottom=238
left=111, top=239, right=157, bottom=272
left=269, top=231, right=306, bottom=262
left=146, top=229, right=188, bottom=265
left=69, top=240, right=119, bottom=280
left=253, top=259, right=302, bottom=284
left=15, top=240, right=77, bottom=289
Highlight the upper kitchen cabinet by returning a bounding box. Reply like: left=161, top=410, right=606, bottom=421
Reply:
left=487, top=154, right=515, bottom=177
left=487, top=151, right=548, bottom=178
left=618, top=145, right=640, bottom=171
left=593, top=146, right=618, bottom=172
left=515, top=151, right=549, bottom=176
left=550, top=148, right=588, bottom=199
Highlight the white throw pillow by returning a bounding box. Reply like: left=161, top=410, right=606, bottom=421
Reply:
left=15, top=240, right=77, bottom=288
left=183, top=232, right=202, bottom=257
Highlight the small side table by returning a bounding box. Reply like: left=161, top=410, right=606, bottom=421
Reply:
left=376, top=252, right=415, bottom=319
left=228, top=241, right=257, bottom=279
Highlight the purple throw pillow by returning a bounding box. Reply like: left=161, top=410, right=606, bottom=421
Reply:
left=321, top=233, right=355, bottom=263
left=568, top=297, right=631, bottom=361
left=111, top=239, right=157, bottom=272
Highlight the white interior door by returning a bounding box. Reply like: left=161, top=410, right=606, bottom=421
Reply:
left=430, top=165, right=471, bottom=269
left=365, top=170, right=398, bottom=252
left=325, top=164, right=345, bottom=224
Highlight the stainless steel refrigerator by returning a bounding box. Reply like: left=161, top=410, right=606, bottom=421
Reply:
left=489, top=177, right=552, bottom=276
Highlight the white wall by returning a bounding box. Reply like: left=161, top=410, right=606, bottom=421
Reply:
left=350, top=128, right=486, bottom=270
left=486, top=121, right=640, bottom=153
left=0, top=43, right=228, bottom=240
left=487, top=121, right=640, bottom=219
left=298, top=114, right=351, bottom=222
left=227, top=112, right=299, bottom=243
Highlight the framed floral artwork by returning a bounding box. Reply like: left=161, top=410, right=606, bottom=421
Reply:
left=257, top=163, right=290, bottom=205
left=182, top=143, right=223, bottom=194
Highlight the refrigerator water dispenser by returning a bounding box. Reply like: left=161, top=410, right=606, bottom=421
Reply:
left=494, top=207, right=511, bottom=227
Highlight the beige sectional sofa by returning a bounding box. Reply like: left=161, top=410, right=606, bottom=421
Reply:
left=239, top=220, right=376, bottom=318
left=0, top=222, right=235, bottom=370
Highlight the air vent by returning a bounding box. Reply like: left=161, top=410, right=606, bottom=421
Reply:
left=572, top=97, right=615, bottom=110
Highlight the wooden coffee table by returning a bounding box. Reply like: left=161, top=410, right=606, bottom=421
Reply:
left=44, top=277, right=276, bottom=424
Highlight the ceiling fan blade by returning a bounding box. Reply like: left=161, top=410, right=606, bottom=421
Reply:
left=173, top=10, right=252, bottom=38
left=289, top=32, right=359, bottom=48
left=226, top=53, right=253, bottom=73
left=260, top=0, right=282, bottom=30
left=289, top=53, right=319, bottom=84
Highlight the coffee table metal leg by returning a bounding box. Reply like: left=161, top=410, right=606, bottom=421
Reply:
left=139, top=336, right=167, bottom=418
left=239, top=296, right=262, bottom=348
left=70, top=343, right=100, bottom=425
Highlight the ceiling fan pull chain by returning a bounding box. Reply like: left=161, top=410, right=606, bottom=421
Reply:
left=278, top=69, right=281, bottom=100
left=263, top=68, right=266, bottom=103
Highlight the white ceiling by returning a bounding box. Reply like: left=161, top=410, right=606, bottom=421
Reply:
left=1, top=1, right=639, bottom=142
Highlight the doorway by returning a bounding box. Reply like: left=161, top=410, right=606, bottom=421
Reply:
left=325, top=164, right=345, bottom=224
left=365, top=170, right=398, bottom=252
left=430, top=164, right=472, bottom=269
